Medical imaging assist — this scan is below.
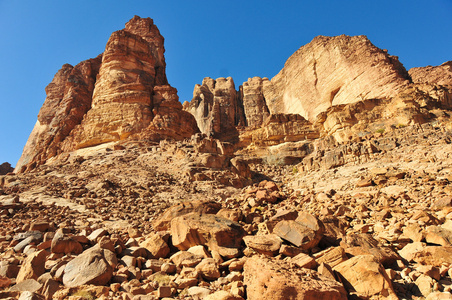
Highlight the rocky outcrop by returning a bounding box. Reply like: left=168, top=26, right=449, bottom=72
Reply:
left=263, top=35, right=410, bottom=121
left=186, top=35, right=418, bottom=157
left=61, top=18, right=198, bottom=151
left=239, top=77, right=271, bottom=128
left=0, top=163, right=13, bottom=175
left=16, top=16, right=199, bottom=172
left=16, top=57, right=101, bottom=172
left=184, top=77, right=244, bottom=141
left=409, top=61, right=452, bottom=87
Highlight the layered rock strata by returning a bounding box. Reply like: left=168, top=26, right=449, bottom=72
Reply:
left=16, top=16, right=199, bottom=172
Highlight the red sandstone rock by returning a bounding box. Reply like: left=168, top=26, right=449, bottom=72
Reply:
left=16, top=16, right=199, bottom=172
left=244, top=256, right=347, bottom=300
left=409, top=61, right=452, bottom=87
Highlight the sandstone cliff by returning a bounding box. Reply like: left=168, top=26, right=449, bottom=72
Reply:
left=16, top=57, right=102, bottom=171
left=184, top=77, right=244, bottom=142
left=16, top=16, right=199, bottom=172
left=263, top=35, right=411, bottom=121
left=409, top=61, right=452, bottom=87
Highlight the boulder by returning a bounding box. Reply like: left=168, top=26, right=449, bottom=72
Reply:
left=410, top=246, right=452, bottom=267
left=51, top=229, right=83, bottom=255
left=244, top=256, right=347, bottom=300
left=16, top=250, right=47, bottom=283
left=153, top=200, right=221, bottom=231
left=62, top=248, right=113, bottom=287
left=243, top=234, right=282, bottom=256
left=342, top=233, right=400, bottom=267
left=316, top=246, right=348, bottom=268
left=424, top=226, right=452, bottom=246
left=140, top=232, right=170, bottom=258
left=273, top=214, right=324, bottom=251
left=9, top=279, right=42, bottom=293
left=195, top=258, right=220, bottom=281
left=333, top=255, right=397, bottom=299
left=170, top=212, right=245, bottom=258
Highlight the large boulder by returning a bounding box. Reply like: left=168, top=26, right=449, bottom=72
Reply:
left=273, top=213, right=324, bottom=251
left=16, top=250, right=47, bottom=283
left=62, top=248, right=114, bottom=287
left=170, top=212, right=245, bottom=258
left=153, top=200, right=221, bottom=231
left=244, top=256, right=347, bottom=300
left=333, top=255, right=397, bottom=299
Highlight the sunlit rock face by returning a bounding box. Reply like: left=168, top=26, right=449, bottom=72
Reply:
left=16, top=16, right=199, bottom=172
left=409, top=61, right=452, bottom=87
left=263, top=35, right=411, bottom=121
left=185, top=77, right=245, bottom=142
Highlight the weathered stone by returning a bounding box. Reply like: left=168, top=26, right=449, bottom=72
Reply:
left=316, top=246, right=348, bottom=268
left=424, top=225, right=452, bottom=246
left=243, top=234, right=282, bottom=256
left=185, top=77, right=243, bottom=141
left=343, top=233, right=400, bottom=267
left=273, top=217, right=324, bottom=251
left=15, top=57, right=101, bottom=172
left=244, top=256, right=347, bottom=300
left=153, top=200, right=221, bottom=231
left=240, top=77, right=271, bottom=128
left=409, top=61, right=452, bottom=86
left=334, top=255, right=397, bottom=299
left=10, top=279, right=42, bottom=293
left=291, top=253, right=317, bottom=269
left=195, top=258, right=220, bottom=281
left=16, top=250, right=47, bottom=283
left=16, top=16, right=199, bottom=172
left=410, top=246, right=452, bottom=267
left=62, top=248, right=113, bottom=287
left=140, top=232, right=170, bottom=259
left=170, top=251, right=202, bottom=268
left=51, top=229, right=83, bottom=255
left=264, top=35, right=409, bottom=122
left=170, top=212, right=245, bottom=258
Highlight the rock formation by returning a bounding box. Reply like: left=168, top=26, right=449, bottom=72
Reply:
left=184, top=77, right=244, bottom=141
left=6, top=13, right=452, bottom=300
left=409, top=61, right=452, bottom=87
left=16, top=16, right=199, bottom=172
left=0, top=163, right=13, bottom=175
left=186, top=35, right=423, bottom=158
left=263, top=35, right=411, bottom=121
left=15, top=57, right=101, bottom=172
left=239, top=77, right=271, bottom=128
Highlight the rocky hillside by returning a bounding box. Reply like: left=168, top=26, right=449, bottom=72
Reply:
left=5, top=15, right=452, bottom=300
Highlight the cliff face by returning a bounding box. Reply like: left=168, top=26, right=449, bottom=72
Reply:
left=16, top=57, right=102, bottom=171
left=409, top=61, right=452, bottom=87
left=263, top=35, right=411, bottom=121
left=16, top=16, right=199, bottom=173
left=184, top=77, right=244, bottom=142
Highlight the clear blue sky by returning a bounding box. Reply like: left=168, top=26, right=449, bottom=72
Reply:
left=1, top=0, right=451, bottom=167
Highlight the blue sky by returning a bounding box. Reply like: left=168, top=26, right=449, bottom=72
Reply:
left=1, top=0, right=451, bottom=166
